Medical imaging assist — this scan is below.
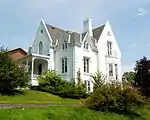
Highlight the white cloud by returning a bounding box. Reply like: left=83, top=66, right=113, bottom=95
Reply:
left=136, top=7, right=148, bottom=17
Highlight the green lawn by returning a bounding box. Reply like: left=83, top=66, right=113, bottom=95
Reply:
left=0, top=106, right=149, bottom=120
left=0, top=90, right=81, bottom=104
left=0, top=90, right=150, bottom=120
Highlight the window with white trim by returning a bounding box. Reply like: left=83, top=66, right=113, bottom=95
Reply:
left=84, top=80, right=91, bottom=92
left=109, top=63, right=113, bottom=76
left=84, top=57, right=89, bottom=73
left=39, top=41, right=43, bottom=54
left=107, top=31, right=111, bottom=36
left=84, top=41, right=88, bottom=50
left=107, top=41, right=112, bottom=56
left=62, top=57, right=67, bottom=73
left=62, top=41, right=67, bottom=50
left=115, top=64, right=118, bottom=80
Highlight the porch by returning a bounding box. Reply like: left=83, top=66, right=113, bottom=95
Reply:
left=19, top=53, right=50, bottom=86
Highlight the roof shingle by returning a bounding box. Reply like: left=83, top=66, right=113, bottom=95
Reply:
left=46, top=23, right=105, bottom=46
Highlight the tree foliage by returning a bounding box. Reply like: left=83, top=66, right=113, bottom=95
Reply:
left=90, top=71, right=105, bottom=91
left=135, top=56, right=150, bottom=97
left=0, top=46, right=29, bottom=93
left=122, top=71, right=136, bottom=85
left=36, top=70, right=87, bottom=99
left=77, top=68, right=81, bottom=85
left=86, top=71, right=146, bottom=114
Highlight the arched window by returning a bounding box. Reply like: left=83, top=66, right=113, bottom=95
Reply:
left=39, top=41, right=43, bottom=54
left=62, top=40, right=67, bottom=50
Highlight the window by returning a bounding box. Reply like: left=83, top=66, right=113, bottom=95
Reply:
left=84, top=41, right=88, bottom=50
left=40, top=29, right=43, bottom=34
left=115, top=64, right=118, bottom=80
left=65, top=41, right=67, bottom=49
left=109, top=63, right=113, bottom=76
left=84, top=80, right=91, bottom=92
left=62, top=58, right=67, bottom=73
left=62, top=41, right=67, bottom=50
left=107, top=31, right=111, bottom=36
left=107, top=41, right=112, bottom=56
left=39, top=41, right=43, bottom=54
left=84, top=57, right=89, bottom=73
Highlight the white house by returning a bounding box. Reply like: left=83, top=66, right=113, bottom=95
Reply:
left=20, top=18, right=121, bottom=92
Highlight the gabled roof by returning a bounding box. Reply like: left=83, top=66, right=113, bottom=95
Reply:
left=92, top=25, right=105, bottom=40
left=46, top=24, right=67, bottom=45
left=9, top=48, right=27, bottom=55
left=45, top=23, right=105, bottom=47
left=81, top=25, right=105, bottom=41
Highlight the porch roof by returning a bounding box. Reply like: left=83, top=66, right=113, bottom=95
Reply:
left=18, top=53, right=50, bottom=62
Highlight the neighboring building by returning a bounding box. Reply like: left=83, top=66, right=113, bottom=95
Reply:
left=19, top=19, right=121, bottom=92
left=9, top=48, right=27, bottom=61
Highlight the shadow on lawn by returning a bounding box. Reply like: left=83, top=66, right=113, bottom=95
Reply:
left=0, top=89, right=25, bottom=96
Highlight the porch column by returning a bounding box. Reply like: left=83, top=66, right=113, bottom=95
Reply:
left=47, top=60, right=51, bottom=70
left=31, top=57, right=35, bottom=84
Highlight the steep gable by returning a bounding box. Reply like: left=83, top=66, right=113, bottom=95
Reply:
left=92, top=25, right=105, bottom=40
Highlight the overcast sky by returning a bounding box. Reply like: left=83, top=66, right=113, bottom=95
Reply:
left=0, top=0, right=150, bottom=74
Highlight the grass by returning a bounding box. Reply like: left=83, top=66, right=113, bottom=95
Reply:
left=0, top=90, right=150, bottom=120
left=0, top=90, right=81, bottom=104
left=0, top=106, right=150, bottom=120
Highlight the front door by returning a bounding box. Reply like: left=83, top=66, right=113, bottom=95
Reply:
left=38, top=64, right=42, bottom=75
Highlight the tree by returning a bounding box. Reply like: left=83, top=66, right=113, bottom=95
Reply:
left=0, top=46, right=29, bottom=93
left=122, top=71, right=136, bottom=85
left=77, top=68, right=81, bottom=85
left=134, top=56, right=150, bottom=97
left=90, top=71, right=106, bottom=91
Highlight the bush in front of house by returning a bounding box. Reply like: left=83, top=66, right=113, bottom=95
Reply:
left=36, top=70, right=87, bottom=99
left=0, top=47, right=29, bottom=94
left=86, top=71, right=146, bottom=114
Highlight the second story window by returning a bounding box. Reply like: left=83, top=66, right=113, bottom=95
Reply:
left=84, top=57, right=89, bottom=73
left=109, top=63, right=113, bottom=76
left=62, top=57, right=67, bottom=73
left=84, top=41, right=88, bottom=50
left=107, top=41, right=112, bottom=56
left=62, top=41, right=67, bottom=50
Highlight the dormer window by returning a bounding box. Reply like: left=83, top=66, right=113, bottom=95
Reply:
left=62, top=40, right=67, bottom=50
left=84, top=41, right=88, bottom=50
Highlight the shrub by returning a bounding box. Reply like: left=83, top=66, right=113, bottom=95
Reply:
left=0, top=47, right=29, bottom=93
left=86, top=82, right=146, bottom=113
left=36, top=70, right=87, bottom=99
left=86, top=71, right=146, bottom=113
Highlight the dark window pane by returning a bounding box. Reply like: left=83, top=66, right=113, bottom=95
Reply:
left=62, top=44, right=64, bottom=50
left=62, top=59, right=64, bottom=73
left=65, top=58, right=67, bottom=73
